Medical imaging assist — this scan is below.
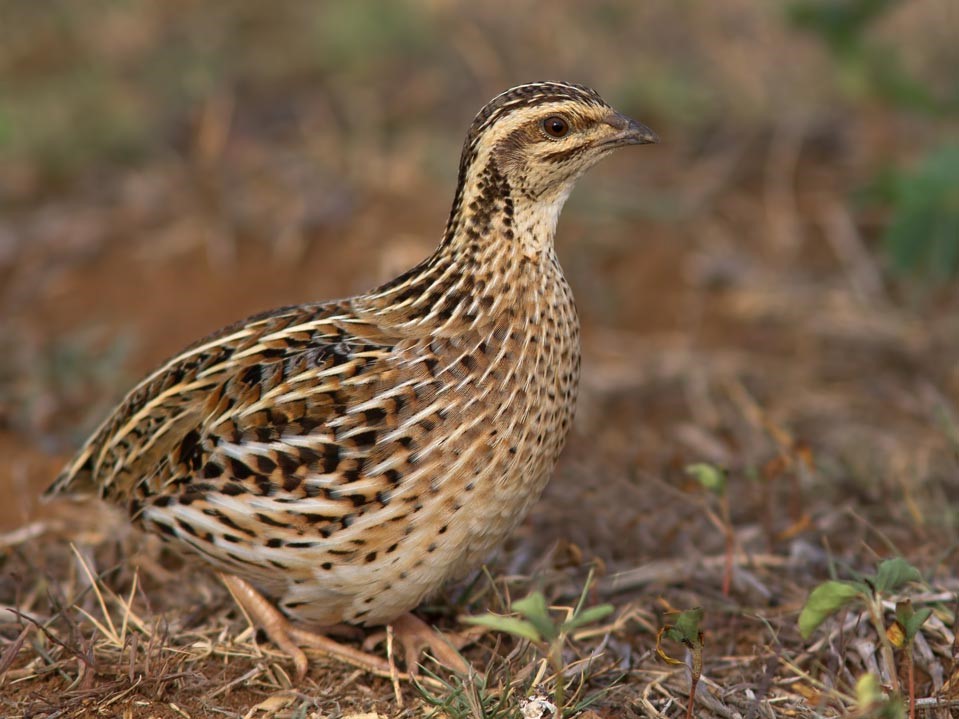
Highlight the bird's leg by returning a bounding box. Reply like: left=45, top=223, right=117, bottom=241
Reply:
left=365, top=612, right=475, bottom=675
left=219, top=573, right=393, bottom=680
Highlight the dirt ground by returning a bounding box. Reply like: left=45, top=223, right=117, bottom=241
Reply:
left=2, top=2, right=958, bottom=718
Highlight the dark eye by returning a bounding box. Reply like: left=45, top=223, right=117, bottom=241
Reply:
left=542, top=115, right=570, bottom=138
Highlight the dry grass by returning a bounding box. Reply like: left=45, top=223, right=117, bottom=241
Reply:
left=2, top=1, right=958, bottom=717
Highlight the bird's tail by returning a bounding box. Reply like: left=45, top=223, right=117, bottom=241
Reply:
left=44, top=442, right=99, bottom=499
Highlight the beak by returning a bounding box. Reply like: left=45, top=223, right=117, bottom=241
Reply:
left=602, top=112, right=659, bottom=147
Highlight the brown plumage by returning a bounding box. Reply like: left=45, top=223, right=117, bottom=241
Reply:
left=46, top=81, right=657, bottom=675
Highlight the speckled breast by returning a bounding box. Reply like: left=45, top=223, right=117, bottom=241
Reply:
left=278, top=261, right=581, bottom=627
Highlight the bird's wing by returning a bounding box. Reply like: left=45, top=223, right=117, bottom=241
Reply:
left=44, top=300, right=427, bottom=504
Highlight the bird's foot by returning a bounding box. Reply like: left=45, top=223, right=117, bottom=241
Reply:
left=219, top=573, right=392, bottom=680
left=364, top=612, right=478, bottom=675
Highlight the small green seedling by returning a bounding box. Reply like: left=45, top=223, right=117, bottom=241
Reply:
left=464, top=587, right=614, bottom=716
left=415, top=663, right=515, bottom=719
left=799, top=557, right=932, bottom=715
left=656, top=607, right=705, bottom=719
left=889, top=600, right=933, bottom=719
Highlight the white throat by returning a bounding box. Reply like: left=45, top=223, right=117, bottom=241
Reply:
left=514, top=184, right=574, bottom=258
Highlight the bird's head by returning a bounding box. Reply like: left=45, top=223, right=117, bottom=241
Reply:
left=460, top=81, right=657, bottom=204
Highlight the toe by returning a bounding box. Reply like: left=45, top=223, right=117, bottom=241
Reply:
left=390, top=613, right=472, bottom=674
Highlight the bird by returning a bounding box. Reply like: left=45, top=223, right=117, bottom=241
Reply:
left=45, top=81, right=657, bottom=679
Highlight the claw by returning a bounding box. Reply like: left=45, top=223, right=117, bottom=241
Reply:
left=365, top=612, right=476, bottom=674
left=219, top=573, right=392, bottom=680
left=220, top=574, right=480, bottom=680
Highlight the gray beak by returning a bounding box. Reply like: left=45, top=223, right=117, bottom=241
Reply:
left=603, top=112, right=659, bottom=146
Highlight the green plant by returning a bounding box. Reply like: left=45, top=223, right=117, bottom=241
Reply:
left=870, top=145, right=959, bottom=283
left=788, top=1, right=959, bottom=284
left=463, top=581, right=615, bottom=716
left=799, top=558, right=932, bottom=717
left=887, top=600, right=931, bottom=719
left=656, top=607, right=705, bottom=719
left=415, top=662, right=516, bottom=719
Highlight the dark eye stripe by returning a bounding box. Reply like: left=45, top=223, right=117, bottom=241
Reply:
left=542, top=144, right=591, bottom=163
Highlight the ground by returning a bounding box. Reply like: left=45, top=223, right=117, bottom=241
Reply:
left=1, top=2, right=958, bottom=718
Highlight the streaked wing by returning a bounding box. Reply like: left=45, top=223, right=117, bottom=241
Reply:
left=47, top=301, right=404, bottom=504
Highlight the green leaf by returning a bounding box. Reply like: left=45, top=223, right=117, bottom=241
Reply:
left=562, top=604, right=615, bottom=633
left=874, top=558, right=922, bottom=594
left=906, top=608, right=933, bottom=639
left=462, top=614, right=543, bottom=643
left=685, top=463, right=726, bottom=495
left=798, top=581, right=864, bottom=638
left=895, top=600, right=933, bottom=641
left=664, top=607, right=704, bottom=646
left=511, top=592, right=557, bottom=642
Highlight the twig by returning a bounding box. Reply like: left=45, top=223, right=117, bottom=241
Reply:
left=0, top=625, right=32, bottom=680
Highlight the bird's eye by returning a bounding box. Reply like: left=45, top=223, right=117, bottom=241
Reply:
left=542, top=116, right=570, bottom=139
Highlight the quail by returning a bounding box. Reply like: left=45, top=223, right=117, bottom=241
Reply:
left=46, top=82, right=658, bottom=678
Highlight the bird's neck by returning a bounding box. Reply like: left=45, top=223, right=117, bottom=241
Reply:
left=443, top=157, right=573, bottom=259
left=357, top=159, right=572, bottom=332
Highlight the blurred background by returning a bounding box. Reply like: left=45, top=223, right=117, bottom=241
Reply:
left=1, top=0, right=957, bottom=611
